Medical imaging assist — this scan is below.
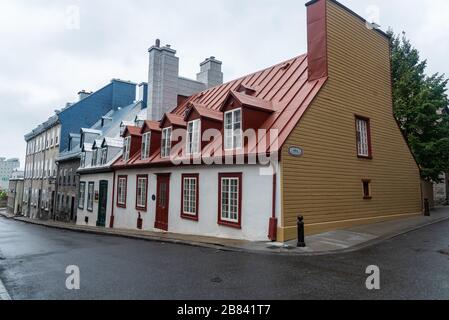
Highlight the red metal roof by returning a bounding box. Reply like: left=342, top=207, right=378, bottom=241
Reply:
left=141, top=120, right=161, bottom=133
left=114, top=54, right=327, bottom=168
left=160, top=113, right=186, bottom=128
left=122, top=125, right=141, bottom=137
left=221, top=91, right=275, bottom=113
left=185, top=102, right=223, bottom=122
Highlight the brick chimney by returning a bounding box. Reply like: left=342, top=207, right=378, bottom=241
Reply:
left=306, top=0, right=328, bottom=81
left=196, top=56, right=223, bottom=89
left=147, top=39, right=179, bottom=121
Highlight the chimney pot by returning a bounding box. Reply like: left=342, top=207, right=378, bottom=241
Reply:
left=155, top=39, right=160, bottom=47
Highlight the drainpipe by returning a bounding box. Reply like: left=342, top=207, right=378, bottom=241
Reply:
left=268, top=173, right=278, bottom=241
left=109, top=170, right=116, bottom=228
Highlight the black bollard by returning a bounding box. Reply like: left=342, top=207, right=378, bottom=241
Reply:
left=424, top=199, right=430, bottom=216
left=297, top=216, right=306, bottom=247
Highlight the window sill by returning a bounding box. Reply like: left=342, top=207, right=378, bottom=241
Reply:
left=117, top=203, right=126, bottom=209
left=218, top=220, right=241, bottom=229
left=135, top=206, right=147, bottom=212
left=357, top=155, right=373, bottom=160
left=363, top=196, right=372, bottom=200
left=181, top=213, right=199, bottom=222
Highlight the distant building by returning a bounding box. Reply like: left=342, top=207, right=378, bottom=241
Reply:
left=7, top=171, right=24, bottom=215
left=0, top=158, right=20, bottom=190
left=22, top=79, right=137, bottom=220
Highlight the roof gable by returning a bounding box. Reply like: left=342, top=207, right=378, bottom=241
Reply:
left=184, top=102, right=223, bottom=122
left=122, top=125, right=141, bottom=137
left=160, top=113, right=186, bottom=128
left=141, top=120, right=162, bottom=134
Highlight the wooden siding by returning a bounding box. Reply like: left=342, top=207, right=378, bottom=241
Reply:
left=279, top=0, right=422, bottom=241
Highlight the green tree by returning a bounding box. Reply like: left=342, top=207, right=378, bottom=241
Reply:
left=389, top=30, right=449, bottom=182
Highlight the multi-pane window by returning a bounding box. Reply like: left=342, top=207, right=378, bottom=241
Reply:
left=100, top=148, right=108, bottom=165
left=186, top=120, right=201, bottom=155
left=224, top=109, right=242, bottom=150
left=87, top=182, right=94, bottom=211
left=161, top=127, right=172, bottom=158
left=182, top=175, right=198, bottom=219
left=356, top=116, right=372, bottom=158
left=219, top=174, right=242, bottom=226
left=117, top=176, right=127, bottom=207
left=80, top=152, right=85, bottom=168
left=141, top=132, right=151, bottom=160
left=78, top=182, right=86, bottom=209
left=123, top=136, right=131, bottom=161
left=91, top=149, right=98, bottom=166
left=136, top=175, right=148, bottom=210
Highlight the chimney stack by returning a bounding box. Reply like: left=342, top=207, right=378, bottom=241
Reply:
left=78, top=90, right=92, bottom=101
left=196, top=56, right=223, bottom=89
left=306, top=0, right=328, bottom=81
left=147, top=39, right=179, bottom=121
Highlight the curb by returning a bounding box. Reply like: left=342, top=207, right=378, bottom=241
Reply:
left=5, top=214, right=449, bottom=257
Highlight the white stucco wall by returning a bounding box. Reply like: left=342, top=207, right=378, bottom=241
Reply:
left=77, top=172, right=114, bottom=227
left=112, top=164, right=279, bottom=241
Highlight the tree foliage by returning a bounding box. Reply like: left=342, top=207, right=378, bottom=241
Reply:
left=389, top=30, right=449, bottom=182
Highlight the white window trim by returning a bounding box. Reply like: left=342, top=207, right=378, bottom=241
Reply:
left=141, top=132, right=151, bottom=160
left=123, top=136, right=131, bottom=161
left=161, top=127, right=172, bottom=158
left=224, top=109, right=243, bottom=151
left=87, top=182, right=94, bottom=211
left=356, top=118, right=370, bottom=157
left=117, top=177, right=127, bottom=206
left=183, top=177, right=198, bottom=216
left=78, top=182, right=86, bottom=209
left=186, top=119, right=201, bottom=155
left=136, top=176, right=147, bottom=208
left=220, top=177, right=239, bottom=223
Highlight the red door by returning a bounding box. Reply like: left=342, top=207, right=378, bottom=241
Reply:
left=155, top=174, right=170, bottom=231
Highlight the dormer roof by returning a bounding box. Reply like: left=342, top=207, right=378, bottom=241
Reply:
left=122, top=125, right=141, bottom=137
left=160, top=113, right=186, bottom=128
left=220, top=90, right=274, bottom=113
left=141, top=120, right=162, bottom=133
left=184, top=102, right=223, bottom=122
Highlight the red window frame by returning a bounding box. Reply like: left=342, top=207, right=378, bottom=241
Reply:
left=116, top=175, right=128, bottom=208
left=135, top=174, right=149, bottom=211
left=217, top=172, right=242, bottom=229
left=180, top=174, right=199, bottom=221
left=355, top=115, right=372, bottom=159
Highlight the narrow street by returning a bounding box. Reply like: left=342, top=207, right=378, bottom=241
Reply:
left=0, top=216, right=448, bottom=300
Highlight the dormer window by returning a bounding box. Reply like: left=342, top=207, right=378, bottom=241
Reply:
left=141, top=132, right=151, bottom=160
left=100, top=148, right=108, bottom=165
left=224, top=109, right=242, bottom=150
left=186, top=119, right=201, bottom=155
left=80, top=152, right=86, bottom=168
left=91, top=149, right=98, bottom=166
left=161, top=127, right=172, bottom=158
left=123, top=136, right=131, bottom=161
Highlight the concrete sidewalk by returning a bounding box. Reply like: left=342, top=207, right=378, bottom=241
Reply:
left=1, top=207, right=449, bottom=256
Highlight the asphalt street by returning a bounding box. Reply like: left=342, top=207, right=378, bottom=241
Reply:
left=0, top=216, right=448, bottom=300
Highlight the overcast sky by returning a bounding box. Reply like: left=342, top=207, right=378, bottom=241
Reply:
left=1, top=0, right=448, bottom=167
